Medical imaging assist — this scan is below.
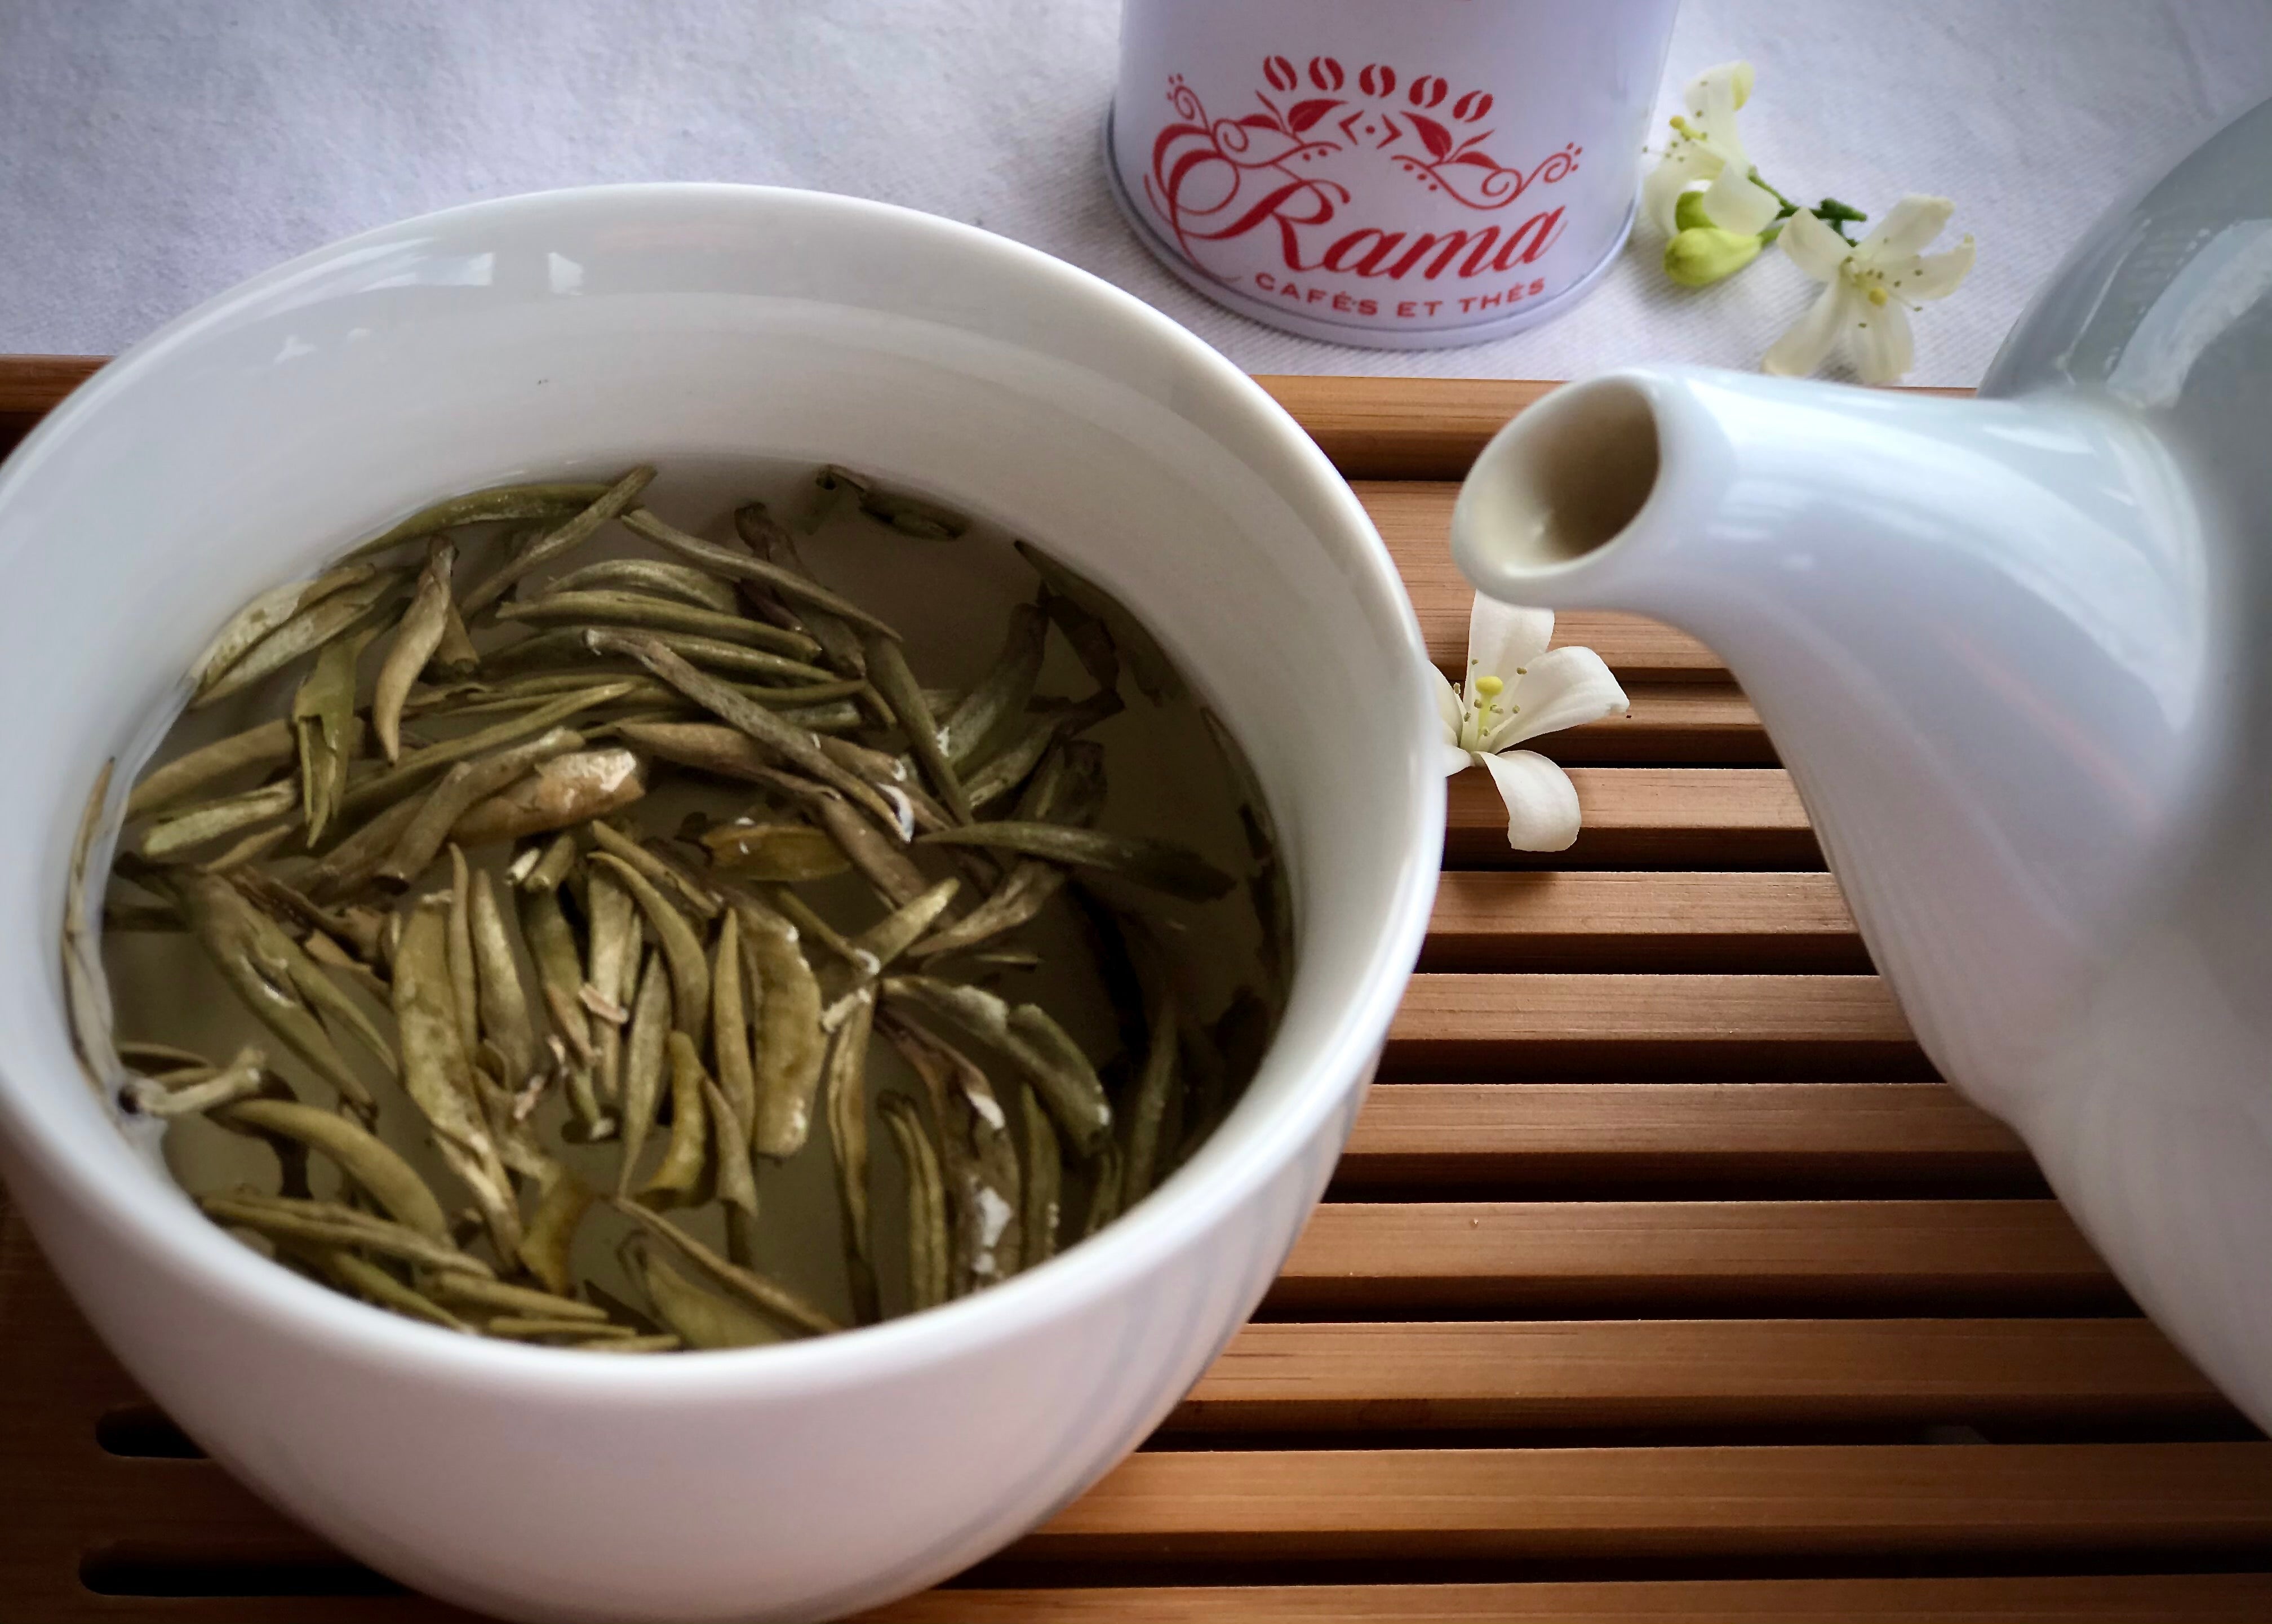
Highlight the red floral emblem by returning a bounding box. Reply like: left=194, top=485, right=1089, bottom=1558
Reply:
left=1143, top=56, right=1580, bottom=287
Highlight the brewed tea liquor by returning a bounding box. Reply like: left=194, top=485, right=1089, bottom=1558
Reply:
left=1107, top=0, right=1681, bottom=346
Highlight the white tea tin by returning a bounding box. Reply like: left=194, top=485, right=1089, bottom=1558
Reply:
left=1107, top=0, right=1681, bottom=348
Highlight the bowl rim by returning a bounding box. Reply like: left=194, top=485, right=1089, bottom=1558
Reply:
left=0, top=181, right=1445, bottom=1399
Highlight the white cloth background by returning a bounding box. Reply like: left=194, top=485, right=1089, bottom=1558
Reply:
left=3, top=0, right=2268, bottom=383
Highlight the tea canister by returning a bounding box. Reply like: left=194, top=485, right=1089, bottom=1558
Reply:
left=1107, top=0, right=1681, bottom=347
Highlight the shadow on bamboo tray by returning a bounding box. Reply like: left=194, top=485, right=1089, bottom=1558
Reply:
left=1, top=361, right=2268, bottom=1622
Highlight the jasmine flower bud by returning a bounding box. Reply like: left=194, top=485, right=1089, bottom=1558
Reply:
left=1663, top=225, right=1764, bottom=287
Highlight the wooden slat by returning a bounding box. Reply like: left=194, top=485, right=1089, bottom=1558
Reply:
left=865, top=1574, right=2272, bottom=1622
left=1541, top=684, right=1770, bottom=766
left=0, top=353, right=101, bottom=454
left=1018, top=1443, right=2272, bottom=1560
left=0, top=1223, right=293, bottom=1576
left=1386, top=975, right=1921, bottom=1079
left=0, top=1239, right=2225, bottom=1616
left=5, top=357, right=2246, bottom=1624
left=1425, top=872, right=1861, bottom=972
left=1170, top=1319, right=2225, bottom=1431
left=6, top=365, right=1521, bottom=474
left=1254, top=376, right=1560, bottom=480
left=5, top=363, right=1521, bottom=463
left=0, top=366, right=1958, bottom=483
left=0, top=368, right=1745, bottom=765
left=23, top=1463, right=340, bottom=1563
left=1452, top=769, right=1821, bottom=868
left=1390, top=971, right=1909, bottom=1044
left=79, top=1430, right=2271, bottom=1582
left=0, top=1235, right=412, bottom=1616
left=0, top=362, right=1870, bottom=736
left=1360, top=479, right=1729, bottom=682
left=1269, top=1201, right=2118, bottom=1315
left=0, top=367, right=1755, bottom=770
left=1336, top=1085, right=2024, bottom=1191
left=1255, top=374, right=1968, bottom=482
left=0, top=353, right=100, bottom=414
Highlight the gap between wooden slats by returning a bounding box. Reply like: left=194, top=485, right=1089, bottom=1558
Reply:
left=25, top=1592, right=459, bottom=1624
left=0, top=1240, right=301, bottom=1567
left=864, top=1573, right=2272, bottom=1623
left=1170, top=1320, right=2224, bottom=1432
left=66, top=1575, right=2272, bottom=1624
left=1267, top=1201, right=2122, bottom=1316
left=63, top=1567, right=2272, bottom=1622
left=7, top=1462, right=316, bottom=1592
left=55, top=1572, right=2272, bottom=1622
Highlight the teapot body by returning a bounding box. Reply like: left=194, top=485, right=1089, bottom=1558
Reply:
left=1450, top=97, right=2272, bottom=1424
left=1975, top=94, right=2272, bottom=1426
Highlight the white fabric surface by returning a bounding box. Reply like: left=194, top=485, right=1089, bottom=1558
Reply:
left=3, top=1, right=2267, bottom=383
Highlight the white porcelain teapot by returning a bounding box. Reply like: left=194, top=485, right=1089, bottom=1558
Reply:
left=1452, top=100, right=2272, bottom=1426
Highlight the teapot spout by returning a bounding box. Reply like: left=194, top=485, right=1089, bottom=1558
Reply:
left=1450, top=365, right=2227, bottom=1115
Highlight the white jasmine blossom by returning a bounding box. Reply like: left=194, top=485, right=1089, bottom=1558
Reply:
left=1764, top=195, right=1977, bottom=384
left=1643, top=61, right=1781, bottom=238
left=1435, top=597, right=1628, bottom=853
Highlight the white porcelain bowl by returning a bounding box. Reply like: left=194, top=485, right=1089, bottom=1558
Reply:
left=0, top=187, right=1442, bottom=1621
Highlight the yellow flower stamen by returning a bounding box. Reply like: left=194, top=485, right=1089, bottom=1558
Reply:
left=1867, top=286, right=1889, bottom=307
left=1468, top=672, right=1504, bottom=740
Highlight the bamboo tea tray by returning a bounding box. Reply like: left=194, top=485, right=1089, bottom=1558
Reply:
left=3, top=360, right=2270, bottom=1622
